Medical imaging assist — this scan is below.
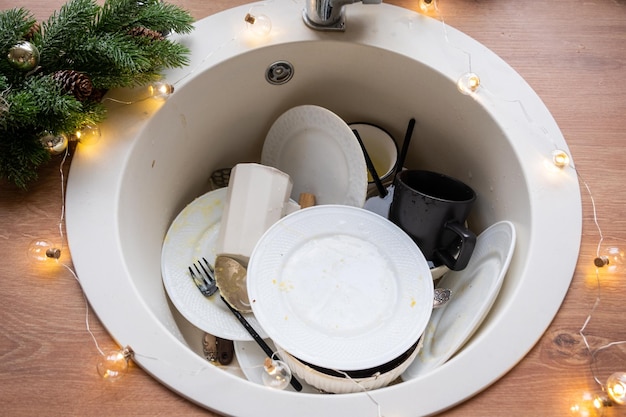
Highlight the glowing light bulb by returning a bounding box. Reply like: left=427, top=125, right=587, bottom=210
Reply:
left=552, top=149, right=571, bottom=169
left=570, top=392, right=610, bottom=417
left=149, top=81, right=174, bottom=100
left=75, top=124, right=101, bottom=146
left=96, top=348, right=132, bottom=382
left=457, top=72, right=481, bottom=95
left=607, top=372, right=626, bottom=405
left=262, top=357, right=291, bottom=390
left=27, top=239, right=61, bottom=263
left=418, top=0, right=437, bottom=14
left=245, top=13, right=272, bottom=37
left=593, top=246, right=625, bottom=273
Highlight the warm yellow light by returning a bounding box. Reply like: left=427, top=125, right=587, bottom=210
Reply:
left=552, top=149, right=571, bottom=168
left=27, top=239, right=61, bottom=263
left=418, top=0, right=437, bottom=15
left=607, top=372, right=626, bottom=405
left=594, top=246, right=625, bottom=273
left=96, top=348, right=132, bottom=382
left=75, top=124, right=101, bottom=146
left=457, top=72, right=481, bottom=95
left=245, top=12, right=272, bottom=36
left=262, top=357, right=291, bottom=390
left=570, top=392, right=607, bottom=417
left=149, top=81, right=174, bottom=100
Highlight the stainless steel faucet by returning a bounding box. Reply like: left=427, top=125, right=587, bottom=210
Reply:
left=303, top=0, right=382, bottom=31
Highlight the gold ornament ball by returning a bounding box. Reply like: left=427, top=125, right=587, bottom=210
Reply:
left=40, top=132, right=69, bottom=155
left=7, top=41, right=40, bottom=71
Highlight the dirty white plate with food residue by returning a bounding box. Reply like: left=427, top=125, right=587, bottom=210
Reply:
left=161, top=187, right=266, bottom=341
left=402, top=220, right=516, bottom=379
left=247, top=205, right=433, bottom=371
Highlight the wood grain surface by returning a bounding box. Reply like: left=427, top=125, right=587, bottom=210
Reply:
left=1, top=0, right=625, bottom=416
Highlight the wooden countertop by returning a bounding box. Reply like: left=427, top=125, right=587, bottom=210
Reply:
left=1, top=0, right=625, bottom=416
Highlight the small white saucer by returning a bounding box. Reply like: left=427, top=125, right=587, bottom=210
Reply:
left=261, top=105, right=367, bottom=207
left=402, top=220, right=516, bottom=379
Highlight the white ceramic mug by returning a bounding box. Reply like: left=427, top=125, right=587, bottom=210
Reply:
left=349, top=123, right=398, bottom=185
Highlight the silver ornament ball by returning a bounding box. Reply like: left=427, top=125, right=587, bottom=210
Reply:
left=40, top=132, right=68, bottom=155
left=7, top=41, right=40, bottom=71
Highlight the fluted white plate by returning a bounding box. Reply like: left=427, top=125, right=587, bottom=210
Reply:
left=161, top=188, right=266, bottom=341
left=247, top=205, right=433, bottom=371
left=261, top=105, right=367, bottom=207
left=402, top=221, right=516, bottom=378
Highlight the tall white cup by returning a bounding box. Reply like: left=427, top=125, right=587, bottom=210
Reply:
left=216, top=163, right=297, bottom=264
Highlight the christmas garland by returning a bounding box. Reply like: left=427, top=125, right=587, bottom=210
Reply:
left=0, top=0, right=194, bottom=189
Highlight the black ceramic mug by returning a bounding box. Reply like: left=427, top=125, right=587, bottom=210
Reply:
left=388, top=170, right=476, bottom=271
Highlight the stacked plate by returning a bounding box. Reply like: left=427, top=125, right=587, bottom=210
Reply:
left=246, top=205, right=434, bottom=393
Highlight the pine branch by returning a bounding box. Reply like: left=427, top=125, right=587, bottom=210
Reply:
left=135, top=2, right=195, bottom=34
left=96, top=0, right=193, bottom=35
left=0, top=8, right=36, bottom=46
left=37, top=0, right=100, bottom=70
left=69, top=32, right=154, bottom=79
left=0, top=135, right=51, bottom=189
left=0, top=0, right=194, bottom=189
left=137, top=39, right=191, bottom=71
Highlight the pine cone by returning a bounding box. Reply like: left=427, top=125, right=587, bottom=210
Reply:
left=51, top=70, right=93, bottom=102
left=127, top=26, right=165, bottom=41
left=24, top=22, right=40, bottom=41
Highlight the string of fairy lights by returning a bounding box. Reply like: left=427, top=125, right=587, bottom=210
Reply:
left=22, top=0, right=625, bottom=415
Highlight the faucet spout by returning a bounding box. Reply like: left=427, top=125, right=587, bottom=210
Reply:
left=303, top=0, right=382, bottom=31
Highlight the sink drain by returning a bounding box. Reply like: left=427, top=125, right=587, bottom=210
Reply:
left=265, top=60, right=294, bottom=85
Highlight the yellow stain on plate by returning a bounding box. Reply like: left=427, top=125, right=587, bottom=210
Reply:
left=278, top=280, right=294, bottom=292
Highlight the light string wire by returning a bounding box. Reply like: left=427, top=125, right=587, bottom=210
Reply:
left=57, top=145, right=105, bottom=356
left=426, top=0, right=626, bottom=403
left=53, top=147, right=221, bottom=375
left=576, top=172, right=626, bottom=389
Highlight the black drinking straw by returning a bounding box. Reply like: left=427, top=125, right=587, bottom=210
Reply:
left=393, top=118, right=416, bottom=183
left=353, top=129, right=388, bottom=198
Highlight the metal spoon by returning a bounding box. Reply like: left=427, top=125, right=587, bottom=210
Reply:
left=433, top=288, right=452, bottom=309
left=214, top=255, right=252, bottom=313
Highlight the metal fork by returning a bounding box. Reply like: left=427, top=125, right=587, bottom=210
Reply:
left=188, top=258, right=303, bottom=392
left=188, top=257, right=218, bottom=296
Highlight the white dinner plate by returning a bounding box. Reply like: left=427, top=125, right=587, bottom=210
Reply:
left=402, top=220, right=516, bottom=378
left=261, top=105, right=367, bottom=207
left=161, top=188, right=266, bottom=341
left=234, top=339, right=319, bottom=393
left=247, top=205, right=434, bottom=371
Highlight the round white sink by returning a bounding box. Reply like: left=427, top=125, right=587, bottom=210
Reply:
left=65, top=2, right=581, bottom=416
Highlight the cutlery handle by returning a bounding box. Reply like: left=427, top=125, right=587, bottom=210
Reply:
left=221, top=297, right=303, bottom=392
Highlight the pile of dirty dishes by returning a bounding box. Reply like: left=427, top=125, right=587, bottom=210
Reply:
left=161, top=104, right=516, bottom=393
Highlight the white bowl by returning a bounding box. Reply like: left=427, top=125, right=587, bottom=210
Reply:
left=278, top=337, right=423, bottom=394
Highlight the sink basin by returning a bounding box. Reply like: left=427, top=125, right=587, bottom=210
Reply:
left=65, top=2, right=581, bottom=416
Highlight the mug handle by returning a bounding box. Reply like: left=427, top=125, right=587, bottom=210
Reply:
left=434, top=221, right=476, bottom=271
